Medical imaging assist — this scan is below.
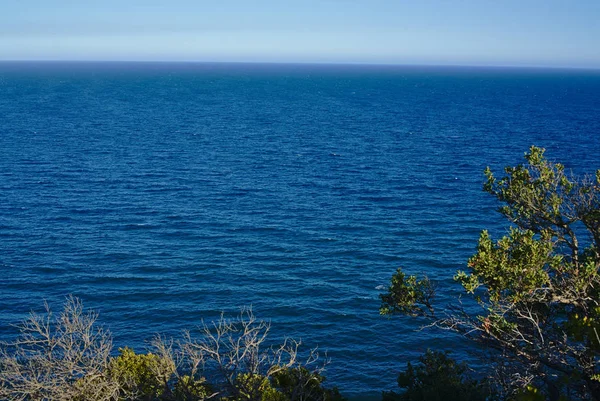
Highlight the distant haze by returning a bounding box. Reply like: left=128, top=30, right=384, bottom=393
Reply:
left=2, top=0, right=599, bottom=69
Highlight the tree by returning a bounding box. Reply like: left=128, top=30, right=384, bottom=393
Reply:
left=0, top=296, right=120, bottom=401
left=0, top=300, right=341, bottom=401
left=380, top=146, right=600, bottom=400
left=381, top=350, right=490, bottom=401
left=179, top=308, right=337, bottom=401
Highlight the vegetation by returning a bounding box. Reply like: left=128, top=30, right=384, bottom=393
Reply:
left=0, top=296, right=120, bottom=401
left=3, top=146, right=599, bottom=400
left=0, top=297, right=343, bottom=401
left=382, top=350, right=491, bottom=401
left=381, top=146, right=600, bottom=400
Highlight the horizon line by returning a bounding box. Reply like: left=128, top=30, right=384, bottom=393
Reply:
left=1, top=59, right=600, bottom=72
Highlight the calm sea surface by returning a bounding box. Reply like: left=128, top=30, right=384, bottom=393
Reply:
left=1, top=62, right=599, bottom=396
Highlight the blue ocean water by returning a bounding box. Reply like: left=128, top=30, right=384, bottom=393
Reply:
left=1, top=62, right=599, bottom=397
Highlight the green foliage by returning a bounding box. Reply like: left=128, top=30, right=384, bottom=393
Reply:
left=382, top=350, right=490, bottom=401
left=231, top=373, right=276, bottom=401
left=483, top=146, right=575, bottom=231
left=271, top=367, right=345, bottom=401
left=172, top=375, right=211, bottom=401
left=380, top=146, right=600, bottom=400
left=222, top=368, right=345, bottom=401
left=456, top=228, right=555, bottom=303
left=0, top=300, right=342, bottom=401
left=108, top=347, right=172, bottom=400
left=380, top=269, right=434, bottom=317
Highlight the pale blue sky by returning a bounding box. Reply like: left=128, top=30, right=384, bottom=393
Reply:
left=1, top=0, right=599, bottom=68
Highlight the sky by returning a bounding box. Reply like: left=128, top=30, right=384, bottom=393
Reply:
left=1, top=0, right=599, bottom=68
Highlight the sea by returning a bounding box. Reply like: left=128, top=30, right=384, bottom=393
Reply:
left=1, top=62, right=599, bottom=398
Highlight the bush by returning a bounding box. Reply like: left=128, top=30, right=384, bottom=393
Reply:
left=0, top=296, right=120, bottom=401
left=0, top=299, right=341, bottom=401
left=271, top=367, right=345, bottom=401
left=107, top=347, right=175, bottom=400
left=382, top=351, right=491, bottom=401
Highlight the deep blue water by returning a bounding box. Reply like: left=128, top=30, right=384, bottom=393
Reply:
left=1, top=62, right=599, bottom=397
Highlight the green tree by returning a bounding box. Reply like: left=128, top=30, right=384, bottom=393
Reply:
left=380, top=146, right=600, bottom=400
left=107, top=347, right=176, bottom=400
left=382, top=350, right=490, bottom=401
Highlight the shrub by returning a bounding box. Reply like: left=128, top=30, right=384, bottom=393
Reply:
left=0, top=300, right=340, bottom=401
left=382, top=351, right=490, bottom=401
left=0, top=296, right=120, bottom=401
left=107, top=346, right=176, bottom=400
